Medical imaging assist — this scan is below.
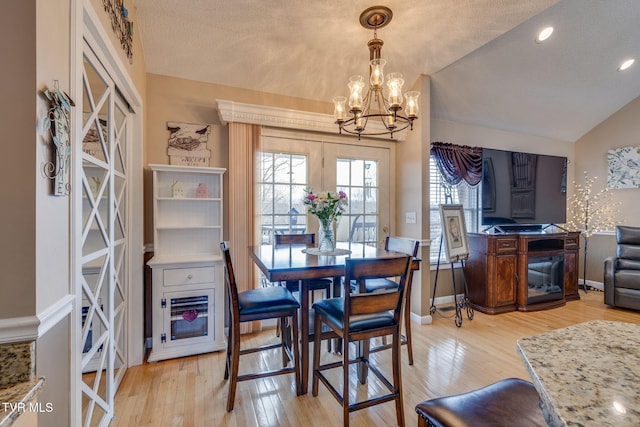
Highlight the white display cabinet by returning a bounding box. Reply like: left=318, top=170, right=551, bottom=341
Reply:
left=147, top=164, right=226, bottom=362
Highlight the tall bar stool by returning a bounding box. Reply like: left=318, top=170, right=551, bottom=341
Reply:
left=360, top=236, right=420, bottom=365
left=274, top=233, right=333, bottom=302
left=220, top=241, right=301, bottom=412
left=312, top=255, right=413, bottom=427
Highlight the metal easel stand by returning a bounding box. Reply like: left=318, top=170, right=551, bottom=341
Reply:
left=430, top=235, right=474, bottom=327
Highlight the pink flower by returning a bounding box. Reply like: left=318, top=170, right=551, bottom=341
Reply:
left=307, top=194, right=316, bottom=202
left=338, top=191, right=347, bottom=199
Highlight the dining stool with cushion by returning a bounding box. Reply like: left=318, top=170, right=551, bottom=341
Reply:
left=275, top=233, right=334, bottom=351
left=358, top=236, right=420, bottom=365
left=220, top=241, right=301, bottom=412
left=312, top=255, right=413, bottom=427
left=274, top=233, right=333, bottom=301
left=414, top=378, right=547, bottom=427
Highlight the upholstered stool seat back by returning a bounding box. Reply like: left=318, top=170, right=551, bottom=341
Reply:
left=415, top=378, right=546, bottom=427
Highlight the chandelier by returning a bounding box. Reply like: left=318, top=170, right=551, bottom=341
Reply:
left=333, top=6, right=420, bottom=140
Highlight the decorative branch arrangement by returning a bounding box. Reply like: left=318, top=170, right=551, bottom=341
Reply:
left=42, top=82, right=75, bottom=196
left=103, top=0, right=134, bottom=63
left=566, top=171, right=621, bottom=289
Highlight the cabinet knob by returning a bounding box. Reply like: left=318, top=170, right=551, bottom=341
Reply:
left=187, top=274, right=193, bottom=279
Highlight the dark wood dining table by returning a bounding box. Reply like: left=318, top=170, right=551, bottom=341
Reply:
left=249, top=241, right=420, bottom=394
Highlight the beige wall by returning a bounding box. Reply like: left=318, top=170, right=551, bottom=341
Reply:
left=144, top=73, right=331, bottom=246
left=395, top=75, right=431, bottom=318
left=1, top=0, right=37, bottom=319
left=573, top=95, right=640, bottom=282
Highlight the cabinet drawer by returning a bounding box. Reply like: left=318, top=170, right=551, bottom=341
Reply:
left=164, top=266, right=215, bottom=286
left=565, top=235, right=579, bottom=250
left=495, top=238, right=517, bottom=253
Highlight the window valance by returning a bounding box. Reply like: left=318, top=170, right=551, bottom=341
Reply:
left=430, top=142, right=483, bottom=187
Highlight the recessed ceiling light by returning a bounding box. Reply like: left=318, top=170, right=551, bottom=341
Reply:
left=618, top=59, right=635, bottom=72
left=536, top=26, right=554, bottom=43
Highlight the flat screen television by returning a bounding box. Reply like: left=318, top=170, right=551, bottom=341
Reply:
left=481, top=148, right=567, bottom=230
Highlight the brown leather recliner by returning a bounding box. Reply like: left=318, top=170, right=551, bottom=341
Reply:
left=604, top=225, right=640, bottom=310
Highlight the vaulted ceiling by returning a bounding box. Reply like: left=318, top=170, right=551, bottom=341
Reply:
left=135, top=0, right=640, bottom=142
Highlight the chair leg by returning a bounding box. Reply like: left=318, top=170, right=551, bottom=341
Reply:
left=311, top=311, right=323, bottom=397
left=404, top=299, right=413, bottom=365
left=343, top=339, right=350, bottom=427
left=226, top=324, right=241, bottom=412
left=392, top=330, right=405, bottom=427
left=281, top=316, right=289, bottom=367
left=325, top=285, right=332, bottom=353
left=291, top=310, right=302, bottom=396
left=224, top=323, right=232, bottom=380
left=358, top=339, right=370, bottom=385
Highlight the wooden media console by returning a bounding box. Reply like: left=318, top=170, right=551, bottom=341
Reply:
left=464, top=231, right=580, bottom=314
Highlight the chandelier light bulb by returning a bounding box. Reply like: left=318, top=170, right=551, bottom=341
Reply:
left=370, top=58, right=386, bottom=87
left=405, top=91, right=420, bottom=118
left=386, top=72, right=404, bottom=108
left=332, top=96, right=347, bottom=123
left=348, top=75, right=365, bottom=112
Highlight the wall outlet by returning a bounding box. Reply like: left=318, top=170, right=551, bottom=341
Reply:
left=405, top=211, right=417, bottom=224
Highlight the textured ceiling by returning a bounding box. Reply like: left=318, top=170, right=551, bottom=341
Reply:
left=134, top=0, right=640, bottom=142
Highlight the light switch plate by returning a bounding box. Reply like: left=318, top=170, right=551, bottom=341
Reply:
left=405, top=211, right=417, bottom=224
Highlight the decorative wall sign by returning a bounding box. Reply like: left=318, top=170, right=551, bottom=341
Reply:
left=607, top=146, right=640, bottom=189
left=167, top=122, right=212, bottom=166
left=42, top=82, right=75, bottom=196
left=103, top=0, right=134, bottom=63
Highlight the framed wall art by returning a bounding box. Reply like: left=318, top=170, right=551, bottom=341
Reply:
left=439, top=204, right=470, bottom=262
left=607, top=146, right=640, bottom=189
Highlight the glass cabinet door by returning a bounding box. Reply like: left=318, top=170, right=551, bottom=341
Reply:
left=162, top=289, right=215, bottom=348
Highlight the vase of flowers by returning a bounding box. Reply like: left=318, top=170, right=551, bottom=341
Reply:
left=303, top=189, right=348, bottom=253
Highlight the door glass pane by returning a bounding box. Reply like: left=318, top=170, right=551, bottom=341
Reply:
left=338, top=158, right=379, bottom=246
left=258, top=152, right=308, bottom=244
left=170, top=295, right=209, bottom=340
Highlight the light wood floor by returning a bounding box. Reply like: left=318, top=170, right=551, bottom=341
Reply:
left=110, top=291, right=640, bottom=426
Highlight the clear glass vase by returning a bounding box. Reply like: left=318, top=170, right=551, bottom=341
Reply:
left=317, top=217, right=336, bottom=253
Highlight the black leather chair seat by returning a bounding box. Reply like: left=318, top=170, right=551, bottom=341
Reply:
left=285, top=278, right=333, bottom=293
left=415, top=378, right=546, bottom=427
left=312, top=297, right=395, bottom=332
left=239, top=286, right=300, bottom=316
left=364, top=277, right=398, bottom=292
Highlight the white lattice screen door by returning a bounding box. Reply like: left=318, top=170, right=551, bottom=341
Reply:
left=78, top=42, right=129, bottom=426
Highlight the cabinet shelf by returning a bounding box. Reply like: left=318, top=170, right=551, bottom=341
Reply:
left=147, top=164, right=226, bottom=362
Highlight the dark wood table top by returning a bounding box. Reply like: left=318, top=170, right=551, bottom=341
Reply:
left=249, top=242, right=420, bottom=282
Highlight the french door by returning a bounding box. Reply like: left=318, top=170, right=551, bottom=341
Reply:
left=324, top=143, right=390, bottom=246
left=260, top=132, right=391, bottom=247
left=77, top=42, right=130, bottom=426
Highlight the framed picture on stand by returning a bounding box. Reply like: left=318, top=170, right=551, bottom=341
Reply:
left=440, top=204, right=470, bottom=262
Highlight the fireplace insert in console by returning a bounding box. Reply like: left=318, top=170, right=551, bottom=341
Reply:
left=527, top=254, right=563, bottom=304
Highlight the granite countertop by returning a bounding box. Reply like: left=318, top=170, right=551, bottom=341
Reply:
left=517, top=320, right=640, bottom=427
left=0, top=378, right=45, bottom=427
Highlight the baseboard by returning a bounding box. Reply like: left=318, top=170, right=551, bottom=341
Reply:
left=410, top=311, right=432, bottom=325
left=584, top=280, right=603, bottom=291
